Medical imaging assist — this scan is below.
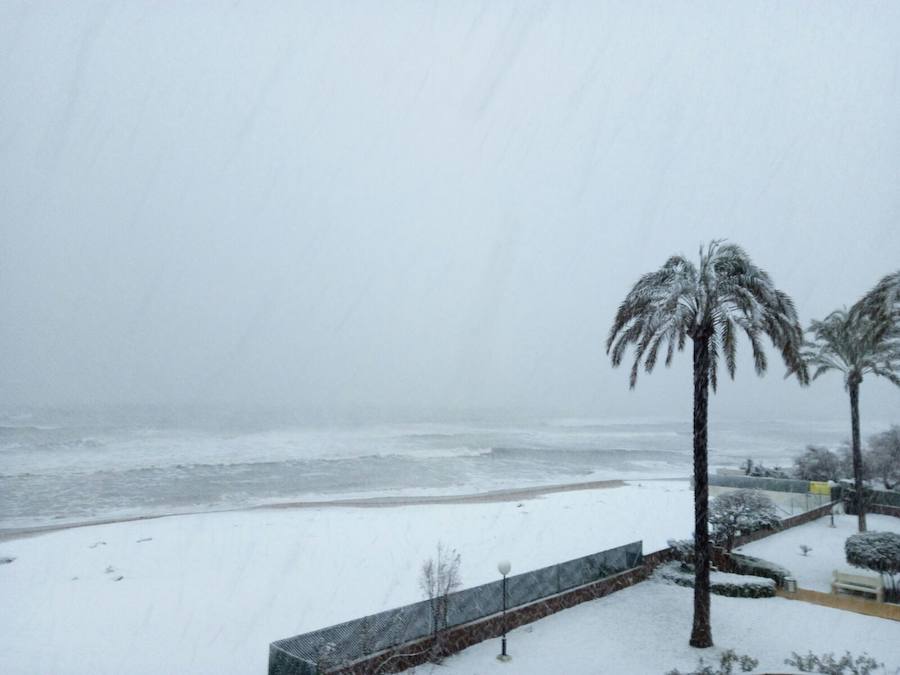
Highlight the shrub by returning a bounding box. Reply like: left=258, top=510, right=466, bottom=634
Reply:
left=785, top=651, right=883, bottom=674
left=727, top=552, right=791, bottom=587
left=709, top=489, right=780, bottom=551
left=666, top=649, right=758, bottom=674
left=845, top=530, right=900, bottom=602
left=419, top=542, right=462, bottom=661
left=845, top=531, right=900, bottom=576
left=654, top=562, right=775, bottom=598
left=667, top=538, right=696, bottom=569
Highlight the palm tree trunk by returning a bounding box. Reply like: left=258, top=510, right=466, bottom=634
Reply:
left=848, top=376, right=867, bottom=532
left=690, top=335, right=713, bottom=648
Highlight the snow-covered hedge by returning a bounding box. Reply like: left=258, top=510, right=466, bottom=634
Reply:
left=666, top=538, right=696, bottom=566
left=654, top=562, right=775, bottom=598
left=845, top=531, right=900, bottom=575
left=727, top=552, right=791, bottom=587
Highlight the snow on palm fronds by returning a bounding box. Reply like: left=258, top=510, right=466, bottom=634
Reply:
left=606, top=240, right=808, bottom=390
left=854, top=269, right=900, bottom=327
left=804, top=308, right=900, bottom=390
left=804, top=292, right=900, bottom=533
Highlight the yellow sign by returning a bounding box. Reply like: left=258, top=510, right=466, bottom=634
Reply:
left=809, top=481, right=831, bottom=496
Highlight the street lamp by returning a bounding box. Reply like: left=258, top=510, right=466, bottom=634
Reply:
left=497, top=560, right=511, bottom=662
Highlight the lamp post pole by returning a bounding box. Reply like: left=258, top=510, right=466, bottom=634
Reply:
left=497, top=560, right=511, bottom=662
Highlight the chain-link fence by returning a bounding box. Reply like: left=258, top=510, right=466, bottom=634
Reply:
left=708, top=474, right=834, bottom=517
left=270, top=540, right=642, bottom=675
left=709, top=474, right=811, bottom=494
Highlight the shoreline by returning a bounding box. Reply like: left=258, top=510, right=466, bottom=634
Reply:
left=0, top=477, right=686, bottom=542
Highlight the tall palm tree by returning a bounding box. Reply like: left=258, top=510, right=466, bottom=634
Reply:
left=805, top=301, right=900, bottom=532
left=607, top=241, right=808, bottom=648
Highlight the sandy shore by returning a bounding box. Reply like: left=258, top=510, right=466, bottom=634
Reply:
left=0, top=477, right=658, bottom=542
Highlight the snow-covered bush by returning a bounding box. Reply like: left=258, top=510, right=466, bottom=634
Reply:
left=727, top=552, right=791, bottom=587
left=845, top=531, right=900, bottom=575
left=666, top=649, right=758, bottom=674
left=794, top=445, right=843, bottom=481
left=709, top=489, right=780, bottom=551
left=654, top=562, right=775, bottom=598
left=845, top=531, right=900, bottom=602
left=868, top=426, right=900, bottom=490
left=667, top=538, right=696, bottom=569
left=785, top=651, right=883, bottom=674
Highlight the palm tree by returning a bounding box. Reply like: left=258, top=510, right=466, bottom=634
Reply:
left=805, top=298, right=900, bottom=532
left=607, top=241, right=808, bottom=648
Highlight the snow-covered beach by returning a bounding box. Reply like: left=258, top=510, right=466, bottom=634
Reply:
left=0, top=480, right=692, bottom=674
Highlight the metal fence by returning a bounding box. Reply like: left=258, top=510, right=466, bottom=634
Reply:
left=709, top=474, right=811, bottom=494
left=710, top=475, right=900, bottom=508
left=270, top=540, right=643, bottom=675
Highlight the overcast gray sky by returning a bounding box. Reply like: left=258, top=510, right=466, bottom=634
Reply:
left=1, top=1, right=899, bottom=421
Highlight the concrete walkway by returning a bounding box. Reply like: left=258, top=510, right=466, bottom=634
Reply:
left=777, top=588, right=900, bottom=622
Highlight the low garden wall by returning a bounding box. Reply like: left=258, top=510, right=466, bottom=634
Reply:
left=868, top=503, right=900, bottom=518
left=328, top=565, right=649, bottom=675
left=729, top=500, right=838, bottom=549
left=270, top=542, right=643, bottom=675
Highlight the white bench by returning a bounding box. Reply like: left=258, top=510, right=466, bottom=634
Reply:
left=831, top=569, right=884, bottom=602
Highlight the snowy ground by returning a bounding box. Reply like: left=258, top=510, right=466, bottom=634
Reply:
left=0, top=481, right=691, bottom=674
left=737, top=513, right=900, bottom=593
left=412, top=580, right=900, bottom=675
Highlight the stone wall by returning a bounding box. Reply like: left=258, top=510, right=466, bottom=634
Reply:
left=868, top=503, right=900, bottom=518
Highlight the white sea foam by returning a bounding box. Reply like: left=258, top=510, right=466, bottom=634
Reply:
left=0, top=410, right=890, bottom=529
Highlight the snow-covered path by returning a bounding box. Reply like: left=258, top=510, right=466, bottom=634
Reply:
left=418, top=579, right=900, bottom=674
left=738, top=513, right=900, bottom=592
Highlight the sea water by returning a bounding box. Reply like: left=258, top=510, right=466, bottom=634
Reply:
left=0, top=408, right=874, bottom=529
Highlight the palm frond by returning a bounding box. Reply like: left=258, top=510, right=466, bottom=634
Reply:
left=606, top=240, right=809, bottom=392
